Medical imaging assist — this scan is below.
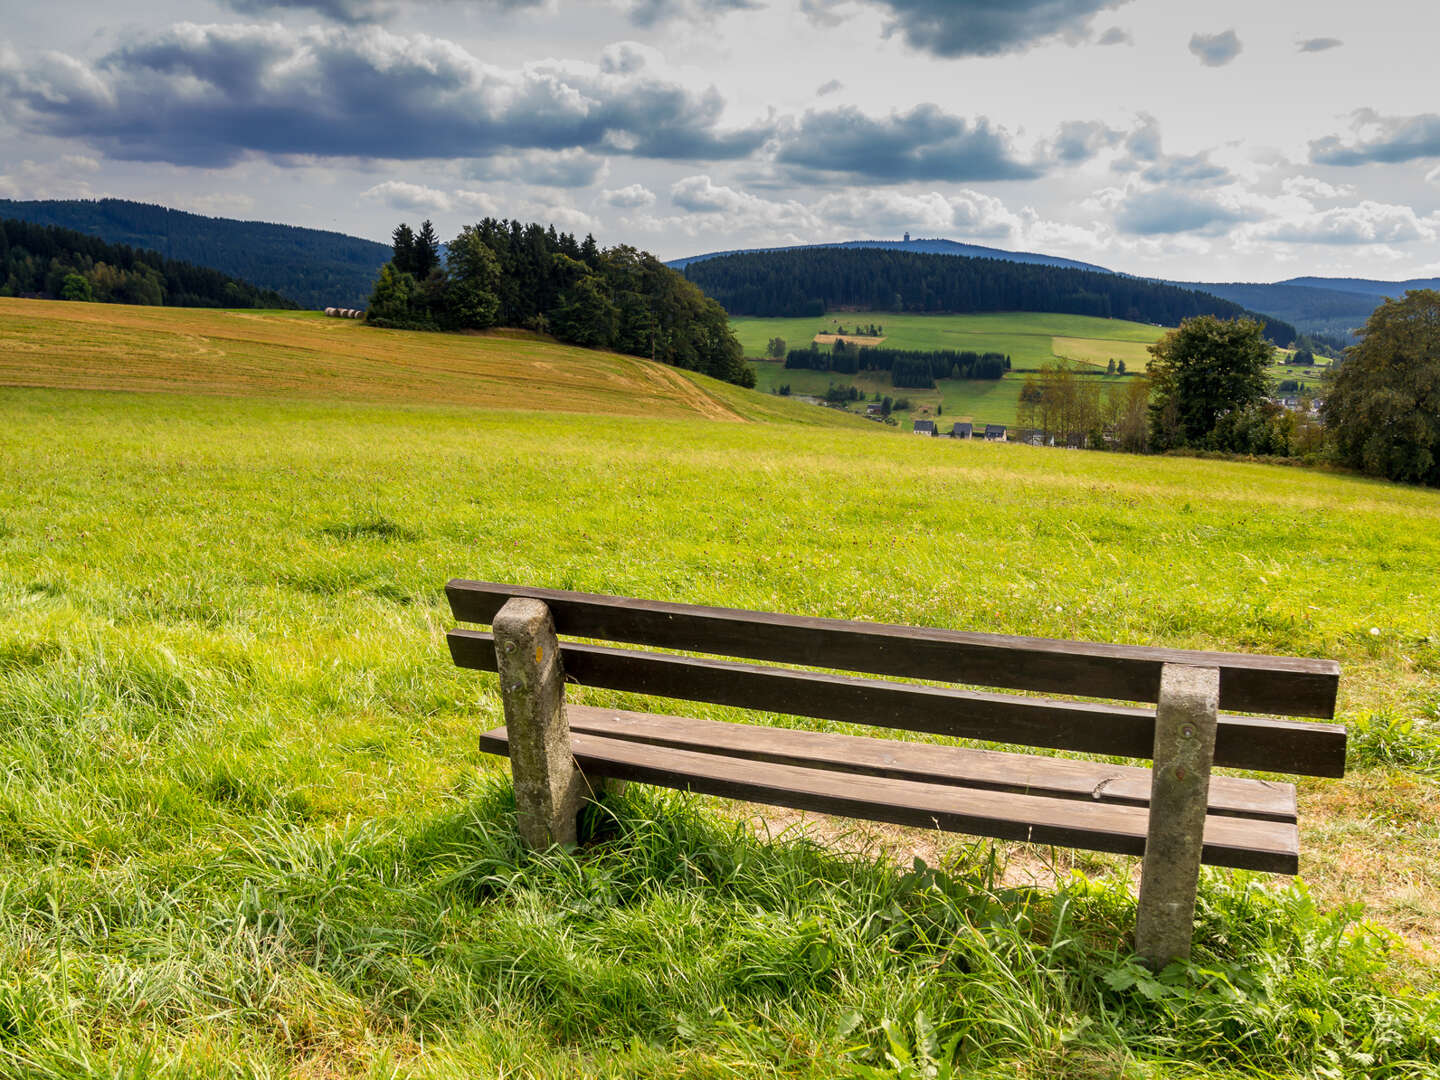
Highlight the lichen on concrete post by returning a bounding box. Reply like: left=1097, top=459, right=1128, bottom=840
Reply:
left=492, top=597, right=585, bottom=848
left=1135, top=663, right=1221, bottom=968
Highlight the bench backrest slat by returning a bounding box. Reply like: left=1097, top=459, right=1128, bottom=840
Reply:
left=447, top=580, right=1341, bottom=719
left=448, top=630, right=1347, bottom=777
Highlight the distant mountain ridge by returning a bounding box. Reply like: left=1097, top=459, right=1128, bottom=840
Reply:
left=667, top=237, right=1112, bottom=275
left=0, top=198, right=389, bottom=309
left=1278, top=275, right=1440, bottom=297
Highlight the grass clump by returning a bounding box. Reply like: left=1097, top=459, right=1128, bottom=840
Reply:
left=1348, top=711, right=1440, bottom=775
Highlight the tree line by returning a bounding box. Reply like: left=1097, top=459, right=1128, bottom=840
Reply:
left=0, top=218, right=295, bottom=309
left=1017, top=364, right=1156, bottom=453
left=785, top=342, right=1009, bottom=388
left=684, top=248, right=1298, bottom=346
left=367, top=219, right=753, bottom=388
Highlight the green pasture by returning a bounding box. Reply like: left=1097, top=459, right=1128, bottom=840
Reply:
left=730, top=311, right=1167, bottom=370
left=748, top=362, right=1136, bottom=428
left=2, top=385, right=1439, bottom=1077
left=737, top=311, right=1165, bottom=427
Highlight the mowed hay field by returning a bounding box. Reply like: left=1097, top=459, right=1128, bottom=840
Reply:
left=1, top=305, right=1439, bottom=1076
left=0, top=297, right=867, bottom=428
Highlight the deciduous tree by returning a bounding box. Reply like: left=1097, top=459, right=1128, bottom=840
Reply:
left=1324, top=289, right=1440, bottom=486
left=1147, top=315, right=1273, bottom=450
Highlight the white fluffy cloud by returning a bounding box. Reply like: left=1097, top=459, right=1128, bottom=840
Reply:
left=651, top=175, right=1027, bottom=243
left=0, top=154, right=103, bottom=199
left=1261, top=201, right=1438, bottom=246
left=601, top=183, right=657, bottom=208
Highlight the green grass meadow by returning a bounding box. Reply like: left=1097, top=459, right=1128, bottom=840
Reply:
left=3, top=380, right=1440, bottom=1077
left=748, top=360, right=1067, bottom=428
left=735, top=312, right=1163, bottom=427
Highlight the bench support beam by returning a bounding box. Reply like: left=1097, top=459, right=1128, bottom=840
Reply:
left=493, top=598, right=585, bottom=849
left=1135, top=663, right=1221, bottom=968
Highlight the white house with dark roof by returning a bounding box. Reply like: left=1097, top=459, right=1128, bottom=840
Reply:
left=912, top=419, right=936, bottom=436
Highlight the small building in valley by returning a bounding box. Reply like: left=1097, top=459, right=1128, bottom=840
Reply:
left=912, top=419, right=936, bottom=436
left=950, top=422, right=973, bottom=439
left=984, top=424, right=1007, bottom=442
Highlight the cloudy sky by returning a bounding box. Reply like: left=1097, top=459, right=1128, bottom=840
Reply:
left=3, top=0, right=1438, bottom=282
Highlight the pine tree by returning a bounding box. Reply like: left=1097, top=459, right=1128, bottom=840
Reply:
left=414, top=220, right=441, bottom=277
left=391, top=224, right=417, bottom=274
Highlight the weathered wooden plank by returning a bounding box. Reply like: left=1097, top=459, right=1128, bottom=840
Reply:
left=1136, top=664, right=1221, bottom=967
left=476, top=726, right=1301, bottom=873
left=491, top=598, right=585, bottom=849
left=561, top=705, right=1297, bottom=821
left=446, top=580, right=1340, bottom=718
left=448, top=631, right=1347, bottom=777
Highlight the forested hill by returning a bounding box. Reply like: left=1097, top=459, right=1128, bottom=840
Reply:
left=686, top=248, right=1298, bottom=345
left=1172, top=280, right=1381, bottom=347
left=1, top=217, right=295, bottom=309
left=0, top=199, right=388, bottom=309
left=668, top=237, right=1111, bottom=274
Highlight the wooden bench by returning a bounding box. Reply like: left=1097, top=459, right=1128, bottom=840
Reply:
left=445, top=580, right=1345, bottom=966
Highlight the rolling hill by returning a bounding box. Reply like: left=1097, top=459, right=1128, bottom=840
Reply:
left=1281, top=275, right=1440, bottom=296
left=0, top=296, right=863, bottom=427
left=667, top=236, right=1112, bottom=274
left=687, top=247, right=1298, bottom=344
left=0, top=198, right=390, bottom=310
left=672, top=237, right=1436, bottom=346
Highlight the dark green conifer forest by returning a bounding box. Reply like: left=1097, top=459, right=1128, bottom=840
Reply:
left=685, top=248, right=1298, bottom=346
left=0, top=218, right=295, bottom=309
left=0, top=198, right=388, bottom=309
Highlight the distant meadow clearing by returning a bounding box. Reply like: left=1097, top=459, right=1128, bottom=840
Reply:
left=0, top=301, right=1438, bottom=1076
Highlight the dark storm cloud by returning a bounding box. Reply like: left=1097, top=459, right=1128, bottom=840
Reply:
left=1310, top=111, right=1440, bottom=166
left=1188, top=29, right=1242, bottom=68
left=0, top=25, right=771, bottom=167
left=804, top=0, right=1131, bottom=59
left=1114, top=190, right=1256, bottom=235
left=222, top=0, right=544, bottom=20
left=1297, top=37, right=1343, bottom=53
left=774, top=105, right=1041, bottom=182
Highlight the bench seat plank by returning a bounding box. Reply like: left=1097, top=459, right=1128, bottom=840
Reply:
left=477, top=724, right=1301, bottom=873
left=448, top=579, right=1340, bottom=718
left=561, top=705, right=1297, bottom=822
left=449, top=630, right=1348, bottom=778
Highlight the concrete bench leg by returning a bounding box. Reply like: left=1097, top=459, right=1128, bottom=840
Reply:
left=493, top=598, right=585, bottom=848
left=1135, top=663, right=1220, bottom=968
